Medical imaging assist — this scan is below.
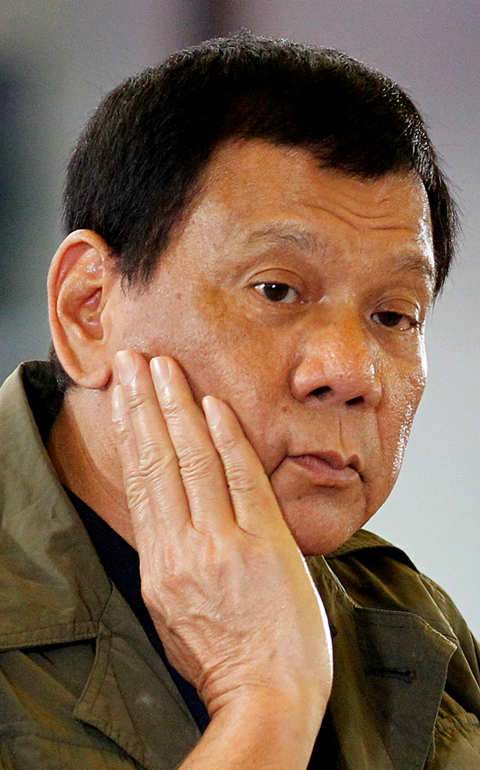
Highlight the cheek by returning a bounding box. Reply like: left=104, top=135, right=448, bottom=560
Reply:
left=380, top=362, right=427, bottom=483
left=190, top=345, right=287, bottom=460
left=117, top=290, right=288, bottom=455
left=134, top=305, right=287, bottom=459
left=182, top=340, right=291, bottom=476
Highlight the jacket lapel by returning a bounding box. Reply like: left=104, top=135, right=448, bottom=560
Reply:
left=308, top=557, right=457, bottom=770
left=352, top=605, right=456, bottom=769
left=74, top=587, right=201, bottom=770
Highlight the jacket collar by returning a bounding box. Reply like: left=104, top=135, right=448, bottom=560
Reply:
left=0, top=363, right=112, bottom=648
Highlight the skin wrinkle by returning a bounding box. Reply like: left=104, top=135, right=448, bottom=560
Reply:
left=49, top=139, right=435, bottom=556
left=224, top=231, right=434, bottom=317
left=246, top=228, right=434, bottom=291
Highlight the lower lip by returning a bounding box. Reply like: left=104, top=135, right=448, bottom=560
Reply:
left=289, top=455, right=359, bottom=487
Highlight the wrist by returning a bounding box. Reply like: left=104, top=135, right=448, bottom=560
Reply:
left=211, top=680, right=327, bottom=733
left=181, top=684, right=327, bottom=770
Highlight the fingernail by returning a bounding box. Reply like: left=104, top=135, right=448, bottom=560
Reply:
left=151, top=357, right=171, bottom=389
left=111, top=384, right=126, bottom=421
left=116, top=350, right=137, bottom=387
left=203, top=395, right=223, bottom=429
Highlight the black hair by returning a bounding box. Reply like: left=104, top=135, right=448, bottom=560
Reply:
left=53, top=31, right=458, bottom=389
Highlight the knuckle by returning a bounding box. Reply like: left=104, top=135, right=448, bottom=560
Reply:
left=137, top=439, right=177, bottom=479
left=178, top=447, right=216, bottom=483
left=223, top=459, right=257, bottom=495
left=140, top=579, right=168, bottom=621
left=126, top=389, right=151, bottom=415
left=124, top=476, right=149, bottom=510
left=140, top=548, right=185, bottom=613
left=215, top=430, right=238, bottom=453
left=159, top=397, right=182, bottom=422
left=113, top=416, right=131, bottom=445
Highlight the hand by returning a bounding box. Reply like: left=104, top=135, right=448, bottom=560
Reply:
left=112, top=350, right=332, bottom=751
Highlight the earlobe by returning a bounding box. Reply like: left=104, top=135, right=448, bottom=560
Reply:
left=48, top=230, right=116, bottom=389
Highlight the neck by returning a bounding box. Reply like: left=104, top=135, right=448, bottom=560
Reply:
left=47, top=388, right=136, bottom=548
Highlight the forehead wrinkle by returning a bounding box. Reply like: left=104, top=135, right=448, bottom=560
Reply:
left=240, top=192, right=430, bottom=236
left=300, top=202, right=427, bottom=230
left=235, top=222, right=435, bottom=289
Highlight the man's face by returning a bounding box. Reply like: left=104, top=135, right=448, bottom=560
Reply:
left=108, top=139, right=435, bottom=555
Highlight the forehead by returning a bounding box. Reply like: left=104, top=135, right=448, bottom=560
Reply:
left=167, top=139, right=435, bottom=287
left=197, top=139, right=430, bottom=223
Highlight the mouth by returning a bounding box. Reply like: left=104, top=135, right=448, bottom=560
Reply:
left=287, top=451, right=362, bottom=487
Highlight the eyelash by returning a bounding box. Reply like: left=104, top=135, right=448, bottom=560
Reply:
left=254, top=283, right=300, bottom=304
left=254, top=283, right=421, bottom=330
left=372, top=311, right=421, bottom=330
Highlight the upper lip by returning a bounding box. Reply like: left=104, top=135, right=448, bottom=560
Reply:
left=290, top=451, right=362, bottom=477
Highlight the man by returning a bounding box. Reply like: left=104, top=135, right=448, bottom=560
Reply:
left=0, top=32, right=479, bottom=769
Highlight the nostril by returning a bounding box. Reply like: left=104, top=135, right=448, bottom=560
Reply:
left=311, top=386, right=332, bottom=399
left=346, top=395, right=364, bottom=406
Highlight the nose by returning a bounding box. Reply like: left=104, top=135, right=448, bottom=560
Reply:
left=290, top=307, right=382, bottom=408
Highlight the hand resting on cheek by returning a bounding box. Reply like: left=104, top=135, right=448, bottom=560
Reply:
left=111, top=349, right=333, bottom=770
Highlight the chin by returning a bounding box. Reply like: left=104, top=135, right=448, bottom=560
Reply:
left=280, top=495, right=372, bottom=557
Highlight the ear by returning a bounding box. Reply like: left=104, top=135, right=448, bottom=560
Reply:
left=48, top=230, right=118, bottom=389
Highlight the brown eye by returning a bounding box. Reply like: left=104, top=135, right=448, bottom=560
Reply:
left=255, top=283, right=298, bottom=303
left=372, top=311, right=419, bottom=330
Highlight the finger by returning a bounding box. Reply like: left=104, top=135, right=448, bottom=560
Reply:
left=202, top=395, right=291, bottom=538
left=150, top=356, right=234, bottom=533
left=111, top=383, right=146, bottom=519
left=114, top=350, right=190, bottom=533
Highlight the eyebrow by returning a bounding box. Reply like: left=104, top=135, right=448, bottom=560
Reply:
left=245, top=225, right=318, bottom=252
left=244, top=224, right=436, bottom=292
left=392, top=253, right=436, bottom=291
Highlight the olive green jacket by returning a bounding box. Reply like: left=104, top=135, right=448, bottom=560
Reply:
left=0, top=362, right=479, bottom=769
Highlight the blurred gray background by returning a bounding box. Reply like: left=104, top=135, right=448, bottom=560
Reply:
left=1, top=1, right=478, bottom=634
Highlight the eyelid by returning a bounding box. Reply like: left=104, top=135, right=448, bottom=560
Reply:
left=248, top=266, right=306, bottom=302
left=253, top=282, right=300, bottom=304
left=376, top=296, right=423, bottom=317
left=372, top=309, right=422, bottom=331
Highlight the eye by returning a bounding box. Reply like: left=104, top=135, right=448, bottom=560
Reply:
left=254, top=282, right=299, bottom=304
left=372, top=311, right=420, bottom=330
